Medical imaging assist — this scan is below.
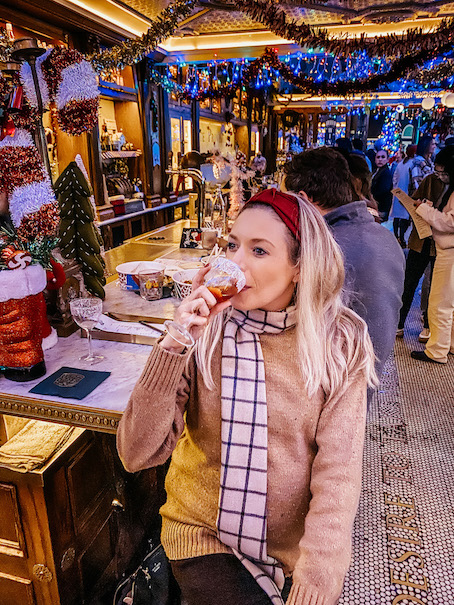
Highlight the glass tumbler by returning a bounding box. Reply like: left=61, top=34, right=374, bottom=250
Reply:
left=138, top=269, right=164, bottom=301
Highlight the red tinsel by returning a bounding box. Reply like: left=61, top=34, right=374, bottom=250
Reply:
left=0, top=146, right=44, bottom=194
left=57, top=97, right=99, bottom=136
left=16, top=202, right=60, bottom=241
left=41, top=47, right=84, bottom=99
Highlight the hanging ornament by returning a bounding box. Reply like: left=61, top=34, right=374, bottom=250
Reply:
left=421, top=97, right=435, bottom=110
left=441, top=92, right=451, bottom=106
left=444, top=93, right=454, bottom=108
left=8, top=85, right=23, bottom=111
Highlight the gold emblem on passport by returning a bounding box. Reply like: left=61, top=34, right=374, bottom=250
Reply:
left=54, top=372, right=84, bottom=388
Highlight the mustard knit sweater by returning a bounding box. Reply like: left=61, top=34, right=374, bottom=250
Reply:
left=117, top=328, right=367, bottom=605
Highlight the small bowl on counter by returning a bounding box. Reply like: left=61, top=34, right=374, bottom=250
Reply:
left=172, top=269, right=199, bottom=299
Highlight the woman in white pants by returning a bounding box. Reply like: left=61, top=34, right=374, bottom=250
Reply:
left=411, top=149, right=454, bottom=364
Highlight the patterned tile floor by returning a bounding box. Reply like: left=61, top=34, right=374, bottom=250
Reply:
left=339, top=296, right=454, bottom=605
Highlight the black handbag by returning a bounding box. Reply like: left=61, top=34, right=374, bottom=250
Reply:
left=113, top=540, right=181, bottom=605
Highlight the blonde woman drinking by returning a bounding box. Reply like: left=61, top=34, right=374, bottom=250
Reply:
left=117, top=189, right=377, bottom=605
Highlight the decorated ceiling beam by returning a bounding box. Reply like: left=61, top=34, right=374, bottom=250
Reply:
left=234, top=0, right=454, bottom=59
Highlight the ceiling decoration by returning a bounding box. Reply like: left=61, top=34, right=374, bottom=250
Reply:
left=108, top=0, right=454, bottom=52
left=179, top=10, right=260, bottom=34
left=166, top=0, right=454, bottom=31
left=232, top=0, right=454, bottom=58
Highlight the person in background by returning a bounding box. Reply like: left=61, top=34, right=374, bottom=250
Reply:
left=352, top=137, right=372, bottom=171
left=284, top=147, right=405, bottom=383
left=396, top=147, right=454, bottom=341
left=251, top=151, right=267, bottom=176
left=117, top=188, right=377, bottom=605
left=409, top=135, right=436, bottom=195
left=371, top=148, right=393, bottom=221
left=345, top=152, right=380, bottom=222
left=334, top=137, right=353, bottom=154
left=410, top=147, right=454, bottom=364
left=389, top=148, right=403, bottom=177
left=390, top=144, right=417, bottom=248
left=366, top=139, right=384, bottom=169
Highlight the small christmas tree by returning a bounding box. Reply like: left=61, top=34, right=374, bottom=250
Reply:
left=380, top=110, right=402, bottom=154
left=55, top=162, right=106, bottom=299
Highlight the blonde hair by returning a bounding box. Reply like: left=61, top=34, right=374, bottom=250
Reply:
left=195, top=194, right=378, bottom=401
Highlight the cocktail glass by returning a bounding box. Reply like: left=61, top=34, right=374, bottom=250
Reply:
left=70, top=297, right=104, bottom=364
left=164, top=258, right=246, bottom=347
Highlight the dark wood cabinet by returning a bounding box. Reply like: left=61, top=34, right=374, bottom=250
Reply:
left=0, top=429, right=165, bottom=605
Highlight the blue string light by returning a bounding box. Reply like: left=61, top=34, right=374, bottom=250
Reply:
left=150, top=49, right=454, bottom=99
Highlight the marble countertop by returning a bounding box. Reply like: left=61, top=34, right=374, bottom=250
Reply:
left=0, top=331, right=151, bottom=432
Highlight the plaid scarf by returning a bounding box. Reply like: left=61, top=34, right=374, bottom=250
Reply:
left=217, top=306, right=297, bottom=603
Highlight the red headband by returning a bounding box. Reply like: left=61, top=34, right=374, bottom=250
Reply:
left=246, top=188, right=301, bottom=241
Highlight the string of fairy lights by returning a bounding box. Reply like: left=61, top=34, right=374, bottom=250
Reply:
left=150, top=50, right=454, bottom=102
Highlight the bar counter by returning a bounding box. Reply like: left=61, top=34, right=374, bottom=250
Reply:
left=0, top=219, right=202, bottom=434
left=0, top=334, right=150, bottom=433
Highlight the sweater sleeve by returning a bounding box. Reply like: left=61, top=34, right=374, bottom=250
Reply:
left=286, top=373, right=367, bottom=605
left=416, top=202, right=454, bottom=234
left=116, top=344, right=193, bottom=473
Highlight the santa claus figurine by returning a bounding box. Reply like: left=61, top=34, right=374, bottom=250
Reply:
left=0, top=128, right=60, bottom=381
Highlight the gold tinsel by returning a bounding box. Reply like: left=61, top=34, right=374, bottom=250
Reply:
left=90, top=0, right=197, bottom=74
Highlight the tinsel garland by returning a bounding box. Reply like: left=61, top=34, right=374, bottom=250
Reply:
left=41, top=47, right=99, bottom=135
left=235, top=0, right=454, bottom=58
left=228, top=151, right=255, bottom=219
left=256, top=47, right=449, bottom=96
left=20, top=49, right=51, bottom=108
left=57, top=97, right=99, bottom=135
left=16, top=202, right=60, bottom=241
left=410, top=60, right=454, bottom=87
left=0, top=145, right=45, bottom=196
left=154, top=46, right=454, bottom=99
left=42, top=47, right=81, bottom=98
left=90, top=0, right=197, bottom=73
left=0, top=130, right=59, bottom=268
left=8, top=179, right=56, bottom=228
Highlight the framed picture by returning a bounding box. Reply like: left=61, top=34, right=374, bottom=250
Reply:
left=180, top=228, right=202, bottom=248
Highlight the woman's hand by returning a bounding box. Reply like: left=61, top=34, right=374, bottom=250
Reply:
left=160, top=265, right=231, bottom=352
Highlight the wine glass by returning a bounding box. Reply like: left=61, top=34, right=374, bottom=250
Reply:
left=70, top=298, right=104, bottom=364
left=164, top=258, right=246, bottom=347
left=203, top=257, right=246, bottom=302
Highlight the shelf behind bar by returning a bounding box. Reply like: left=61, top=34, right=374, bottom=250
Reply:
left=97, top=196, right=189, bottom=227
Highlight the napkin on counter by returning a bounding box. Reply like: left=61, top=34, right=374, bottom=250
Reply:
left=29, top=366, right=111, bottom=400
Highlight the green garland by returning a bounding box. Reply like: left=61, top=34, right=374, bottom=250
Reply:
left=261, top=47, right=452, bottom=96
left=90, top=0, right=197, bottom=73
left=235, top=0, right=454, bottom=58
left=153, top=46, right=454, bottom=100
left=410, top=60, right=454, bottom=87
